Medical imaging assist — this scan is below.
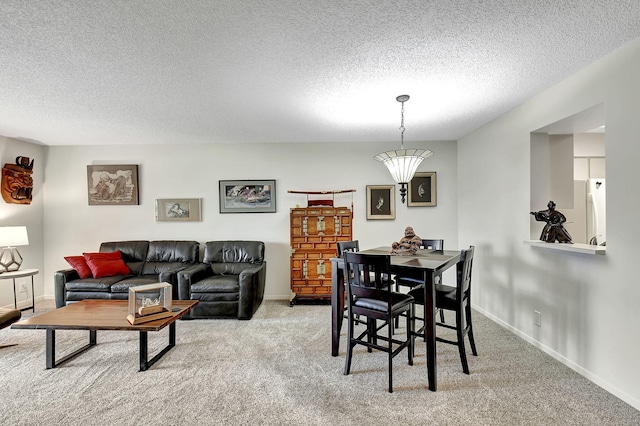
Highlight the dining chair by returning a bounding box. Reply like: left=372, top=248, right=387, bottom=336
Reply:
left=395, top=239, right=444, bottom=289
left=337, top=241, right=362, bottom=321
left=337, top=240, right=359, bottom=256
left=343, top=252, right=414, bottom=392
left=339, top=240, right=394, bottom=285
left=409, top=246, right=477, bottom=374
left=394, top=239, right=445, bottom=325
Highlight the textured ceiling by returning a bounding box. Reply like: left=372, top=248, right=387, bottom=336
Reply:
left=1, top=1, right=639, bottom=146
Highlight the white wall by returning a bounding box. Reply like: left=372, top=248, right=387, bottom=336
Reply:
left=42, top=140, right=458, bottom=301
left=0, top=137, right=45, bottom=309
left=458, top=38, right=640, bottom=408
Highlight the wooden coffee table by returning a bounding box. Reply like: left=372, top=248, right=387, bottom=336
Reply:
left=12, top=299, right=198, bottom=371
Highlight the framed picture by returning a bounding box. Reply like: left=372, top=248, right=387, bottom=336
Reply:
left=366, top=185, right=395, bottom=220
left=219, top=179, right=276, bottom=213
left=408, top=172, right=437, bottom=207
left=87, top=165, right=139, bottom=205
left=155, top=198, right=202, bottom=222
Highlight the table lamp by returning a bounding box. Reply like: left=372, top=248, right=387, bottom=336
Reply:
left=0, top=226, right=29, bottom=272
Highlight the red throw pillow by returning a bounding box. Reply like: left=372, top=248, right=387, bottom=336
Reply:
left=83, top=251, right=131, bottom=278
left=64, top=255, right=93, bottom=279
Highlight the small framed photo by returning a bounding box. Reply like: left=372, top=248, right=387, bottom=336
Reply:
left=155, top=198, right=202, bottom=222
left=408, top=172, right=437, bottom=207
left=219, top=180, right=276, bottom=213
left=87, top=164, right=139, bottom=205
left=366, top=185, right=395, bottom=220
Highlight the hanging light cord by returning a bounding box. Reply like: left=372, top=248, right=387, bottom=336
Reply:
left=396, top=94, right=410, bottom=149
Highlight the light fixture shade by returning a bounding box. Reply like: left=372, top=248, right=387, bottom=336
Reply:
left=374, top=149, right=434, bottom=184
left=0, top=226, right=29, bottom=247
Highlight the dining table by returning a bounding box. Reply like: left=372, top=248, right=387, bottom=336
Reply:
left=331, top=246, right=461, bottom=391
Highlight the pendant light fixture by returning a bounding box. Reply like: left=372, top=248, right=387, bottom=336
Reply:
left=374, top=95, right=433, bottom=203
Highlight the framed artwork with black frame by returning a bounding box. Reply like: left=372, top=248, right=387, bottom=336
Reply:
left=155, top=198, right=202, bottom=222
left=408, top=172, right=437, bottom=207
left=87, top=164, right=139, bottom=205
left=366, top=185, right=395, bottom=220
left=219, top=179, right=276, bottom=213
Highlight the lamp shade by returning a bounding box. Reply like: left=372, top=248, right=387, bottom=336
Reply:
left=374, top=149, right=433, bottom=184
left=0, top=226, right=29, bottom=247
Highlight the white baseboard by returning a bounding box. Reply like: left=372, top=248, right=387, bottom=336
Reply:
left=1, top=295, right=49, bottom=311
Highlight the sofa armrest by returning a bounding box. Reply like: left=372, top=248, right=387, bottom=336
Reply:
left=238, top=262, right=267, bottom=320
left=177, top=263, right=212, bottom=300
left=54, top=269, right=80, bottom=308
left=158, top=266, right=188, bottom=299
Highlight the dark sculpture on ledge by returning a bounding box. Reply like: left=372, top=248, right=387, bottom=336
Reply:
left=390, top=226, right=422, bottom=255
left=530, top=200, right=573, bottom=243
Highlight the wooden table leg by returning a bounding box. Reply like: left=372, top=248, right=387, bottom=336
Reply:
left=331, top=259, right=344, bottom=357
left=424, top=270, right=437, bottom=391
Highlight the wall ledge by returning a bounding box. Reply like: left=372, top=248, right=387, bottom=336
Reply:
left=524, top=240, right=606, bottom=255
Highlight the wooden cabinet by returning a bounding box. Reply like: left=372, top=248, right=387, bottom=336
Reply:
left=290, top=206, right=352, bottom=304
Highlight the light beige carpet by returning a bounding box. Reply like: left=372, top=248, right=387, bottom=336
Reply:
left=0, top=300, right=638, bottom=425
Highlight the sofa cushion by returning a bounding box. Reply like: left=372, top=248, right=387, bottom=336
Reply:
left=142, top=240, right=199, bottom=275
left=191, top=275, right=239, bottom=302
left=191, top=275, right=239, bottom=293
left=110, top=275, right=161, bottom=293
left=65, top=291, right=113, bottom=302
left=64, top=255, right=93, bottom=279
left=203, top=241, right=264, bottom=264
left=84, top=251, right=131, bottom=278
left=147, top=240, right=199, bottom=263
left=210, top=262, right=256, bottom=275
left=65, top=275, right=128, bottom=292
left=100, top=241, right=149, bottom=275
left=142, top=261, right=189, bottom=275
left=190, top=292, right=239, bottom=302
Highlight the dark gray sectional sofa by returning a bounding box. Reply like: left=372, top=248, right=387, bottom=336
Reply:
left=177, top=241, right=266, bottom=320
left=54, top=240, right=199, bottom=308
left=54, top=240, right=267, bottom=320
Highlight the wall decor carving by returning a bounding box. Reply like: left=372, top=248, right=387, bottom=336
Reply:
left=2, top=156, right=34, bottom=204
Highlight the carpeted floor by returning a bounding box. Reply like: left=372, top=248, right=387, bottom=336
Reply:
left=0, top=300, right=638, bottom=425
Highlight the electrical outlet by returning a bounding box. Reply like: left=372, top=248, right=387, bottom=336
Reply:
left=19, top=283, right=28, bottom=293
left=534, top=310, right=542, bottom=327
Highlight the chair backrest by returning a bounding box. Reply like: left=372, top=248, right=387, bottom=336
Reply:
left=337, top=240, right=359, bottom=256
left=343, top=252, right=391, bottom=302
left=456, top=246, right=475, bottom=302
left=422, top=239, right=444, bottom=250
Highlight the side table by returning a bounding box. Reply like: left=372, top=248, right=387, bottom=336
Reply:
left=1, top=268, right=38, bottom=312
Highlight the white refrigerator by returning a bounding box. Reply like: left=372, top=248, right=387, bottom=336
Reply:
left=587, top=178, right=606, bottom=245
